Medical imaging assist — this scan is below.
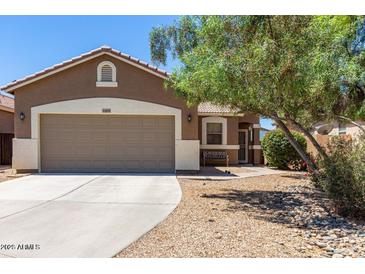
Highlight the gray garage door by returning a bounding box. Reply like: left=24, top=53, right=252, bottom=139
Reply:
left=40, top=114, right=175, bottom=173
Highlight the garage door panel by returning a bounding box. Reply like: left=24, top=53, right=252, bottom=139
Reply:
left=91, top=160, right=108, bottom=169
left=90, top=132, right=109, bottom=141
left=157, top=147, right=174, bottom=157
left=141, top=118, right=157, bottom=128
left=42, top=141, right=75, bottom=151
left=40, top=114, right=175, bottom=173
left=109, top=160, right=125, bottom=168
left=122, top=117, right=142, bottom=128
left=140, top=160, right=157, bottom=169
left=92, top=145, right=109, bottom=155
left=46, top=159, right=74, bottom=171
left=159, top=160, right=174, bottom=169
left=157, top=133, right=175, bottom=142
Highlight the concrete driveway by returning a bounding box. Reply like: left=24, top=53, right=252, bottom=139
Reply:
left=0, top=174, right=181, bottom=258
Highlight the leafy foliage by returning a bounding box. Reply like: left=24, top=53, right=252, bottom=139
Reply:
left=150, top=16, right=365, bottom=127
left=261, top=130, right=307, bottom=170
left=317, top=135, right=365, bottom=217
left=149, top=16, right=365, bottom=172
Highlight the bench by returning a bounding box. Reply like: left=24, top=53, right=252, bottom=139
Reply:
left=202, top=151, right=229, bottom=167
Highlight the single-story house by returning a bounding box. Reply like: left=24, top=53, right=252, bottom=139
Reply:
left=305, top=120, right=365, bottom=156
left=0, top=92, right=14, bottom=165
left=0, top=46, right=262, bottom=173
left=312, top=120, right=365, bottom=138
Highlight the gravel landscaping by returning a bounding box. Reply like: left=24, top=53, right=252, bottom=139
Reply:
left=0, top=168, right=27, bottom=183
left=117, top=173, right=365, bottom=258
left=0, top=170, right=11, bottom=183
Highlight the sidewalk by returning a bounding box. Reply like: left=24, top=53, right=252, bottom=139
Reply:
left=177, top=166, right=301, bottom=180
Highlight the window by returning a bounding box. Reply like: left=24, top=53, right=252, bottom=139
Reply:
left=202, top=116, right=227, bottom=146
left=96, top=61, right=117, bottom=87
left=339, top=123, right=346, bottom=135
left=207, top=123, right=223, bottom=144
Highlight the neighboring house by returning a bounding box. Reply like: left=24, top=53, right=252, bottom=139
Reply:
left=312, top=120, right=365, bottom=138
left=306, top=120, right=365, bottom=156
left=273, top=120, right=365, bottom=157
left=0, top=92, right=14, bottom=165
left=0, top=46, right=262, bottom=173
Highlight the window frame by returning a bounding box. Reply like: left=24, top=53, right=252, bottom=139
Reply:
left=206, top=122, right=223, bottom=145
left=201, top=116, right=228, bottom=146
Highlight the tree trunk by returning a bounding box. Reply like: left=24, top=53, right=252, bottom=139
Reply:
left=273, top=117, right=319, bottom=176
left=287, top=118, right=329, bottom=160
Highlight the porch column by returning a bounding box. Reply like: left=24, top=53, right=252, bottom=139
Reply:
left=252, top=124, right=262, bottom=165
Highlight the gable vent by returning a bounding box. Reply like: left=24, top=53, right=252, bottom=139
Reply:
left=96, top=61, right=117, bottom=87
left=101, top=65, right=113, bottom=82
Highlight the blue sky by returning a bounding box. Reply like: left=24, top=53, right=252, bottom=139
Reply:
left=0, top=15, right=273, bottom=129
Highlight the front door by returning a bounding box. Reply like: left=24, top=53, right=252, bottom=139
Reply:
left=238, top=129, right=248, bottom=163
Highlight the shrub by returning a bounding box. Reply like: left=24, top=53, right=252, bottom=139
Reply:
left=316, top=134, right=365, bottom=217
left=261, top=129, right=307, bottom=170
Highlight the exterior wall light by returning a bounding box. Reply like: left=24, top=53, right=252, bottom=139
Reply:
left=19, top=112, right=25, bottom=121
left=187, top=113, right=192, bottom=122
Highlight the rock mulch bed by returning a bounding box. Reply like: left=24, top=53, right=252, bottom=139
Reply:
left=0, top=172, right=10, bottom=183
left=0, top=169, right=26, bottom=183
left=116, top=173, right=365, bottom=258
left=285, top=185, right=365, bottom=258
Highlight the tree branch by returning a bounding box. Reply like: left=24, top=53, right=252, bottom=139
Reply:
left=286, top=116, right=329, bottom=160
left=271, top=115, right=319, bottom=176
left=336, top=115, right=365, bottom=134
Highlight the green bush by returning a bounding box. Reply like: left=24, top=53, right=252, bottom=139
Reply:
left=261, top=129, right=307, bottom=170
left=317, top=134, right=365, bottom=217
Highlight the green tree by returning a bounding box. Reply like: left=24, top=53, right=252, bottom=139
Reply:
left=150, top=16, right=365, bottom=174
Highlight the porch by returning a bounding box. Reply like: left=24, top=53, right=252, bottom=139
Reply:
left=198, top=114, right=263, bottom=166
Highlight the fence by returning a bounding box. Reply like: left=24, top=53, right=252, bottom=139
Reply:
left=0, top=133, right=14, bottom=165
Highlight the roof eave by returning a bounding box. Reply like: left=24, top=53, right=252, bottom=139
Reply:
left=198, top=112, right=244, bottom=117
left=0, top=105, right=14, bottom=113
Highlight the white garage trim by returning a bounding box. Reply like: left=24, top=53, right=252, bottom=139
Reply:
left=12, top=138, right=38, bottom=170
left=31, top=98, right=182, bottom=139
left=176, top=140, right=200, bottom=170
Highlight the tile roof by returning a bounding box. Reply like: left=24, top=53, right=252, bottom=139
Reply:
left=1, top=45, right=170, bottom=92
left=0, top=93, right=14, bottom=111
left=198, top=102, right=237, bottom=114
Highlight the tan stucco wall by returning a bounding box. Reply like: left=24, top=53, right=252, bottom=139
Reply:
left=0, top=110, right=14, bottom=134
left=238, top=113, right=260, bottom=125
left=13, top=54, right=198, bottom=140
left=227, top=117, right=239, bottom=145
left=253, top=149, right=262, bottom=165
